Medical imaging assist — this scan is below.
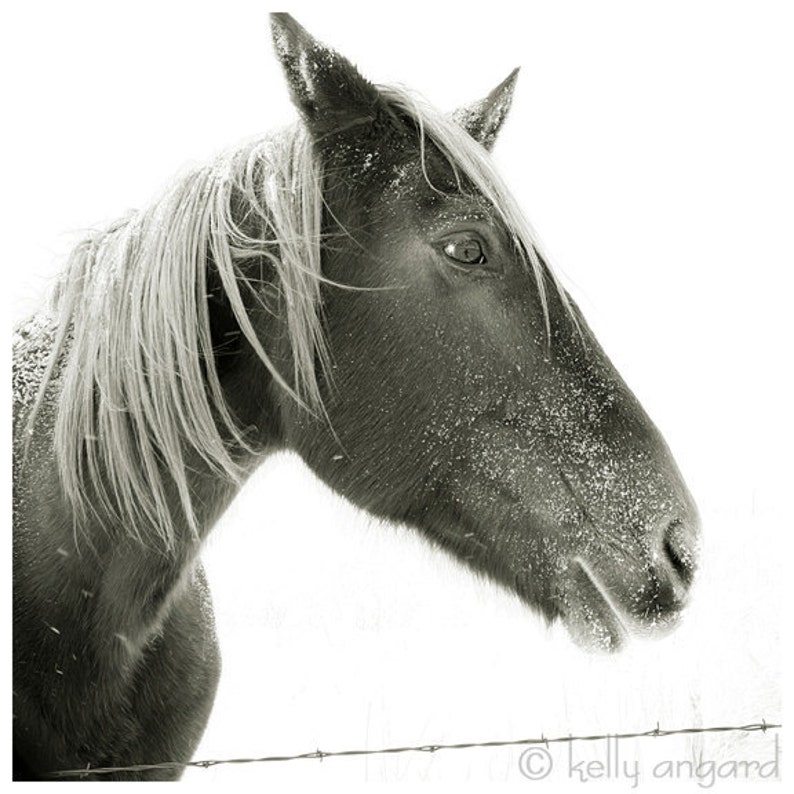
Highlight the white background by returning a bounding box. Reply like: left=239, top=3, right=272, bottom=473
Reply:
left=4, top=1, right=789, bottom=787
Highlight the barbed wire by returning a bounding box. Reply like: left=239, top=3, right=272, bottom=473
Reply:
left=49, top=719, right=781, bottom=779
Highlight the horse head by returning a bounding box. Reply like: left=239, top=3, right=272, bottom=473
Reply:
left=267, top=14, right=699, bottom=651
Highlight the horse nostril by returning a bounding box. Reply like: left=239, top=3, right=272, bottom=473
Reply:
left=661, top=518, right=698, bottom=588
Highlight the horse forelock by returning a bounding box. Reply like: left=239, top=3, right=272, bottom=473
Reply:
left=380, top=85, right=572, bottom=335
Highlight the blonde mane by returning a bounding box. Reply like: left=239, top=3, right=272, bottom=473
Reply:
left=19, top=85, right=563, bottom=551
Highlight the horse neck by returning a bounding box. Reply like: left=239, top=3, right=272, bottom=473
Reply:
left=13, top=305, right=285, bottom=675
left=89, top=346, right=285, bottom=652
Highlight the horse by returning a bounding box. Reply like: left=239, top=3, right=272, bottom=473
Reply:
left=11, top=13, right=699, bottom=781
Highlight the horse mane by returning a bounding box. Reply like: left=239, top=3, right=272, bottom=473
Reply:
left=21, top=85, right=564, bottom=552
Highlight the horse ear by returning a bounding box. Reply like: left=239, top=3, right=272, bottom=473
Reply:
left=270, top=13, right=383, bottom=143
left=453, top=68, right=520, bottom=150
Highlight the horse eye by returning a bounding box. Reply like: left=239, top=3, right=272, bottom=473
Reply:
left=443, top=238, right=487, bottom=265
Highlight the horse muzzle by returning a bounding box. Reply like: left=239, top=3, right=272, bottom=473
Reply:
left=560, top=513, right=700, bottom=652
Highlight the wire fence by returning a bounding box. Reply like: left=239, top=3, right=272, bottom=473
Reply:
left=50, top=719, right=780, bottom=779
